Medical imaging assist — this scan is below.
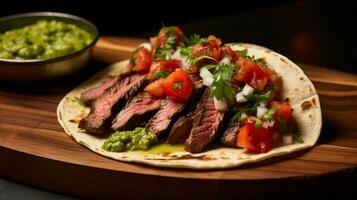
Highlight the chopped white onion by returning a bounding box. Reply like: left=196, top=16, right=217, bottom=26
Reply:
left=257, top=106, right=267, bottom=118
left=171, top=50, right=180, bottom=60
left=241, top=84, right=254, bottom=96
left=240, top=112, right=248, bottom=121
left=214, top=97, right=228, bottom=111
left=139, top=43, right=151, bottom=51
left=199, top=67, right=214, bottom=86
left=181, top=57, right=191, bottom=70
left=236, top=92, right=246, bottom=103
left=282, top=134, right=293, bottom=145
left=259, top=102, right=266, bottom=107
left=235, top=92, right=245, bottom=103
left=172, top=49, right=191, bottom=70
left=220, top=56, right=231, bottom=64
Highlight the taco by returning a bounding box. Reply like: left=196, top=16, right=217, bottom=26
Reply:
left=57, top=26, right=322, bottom=169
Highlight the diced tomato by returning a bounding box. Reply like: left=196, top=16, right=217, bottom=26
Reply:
left=189, top=40, right=222, bottom=73
left=235, top=58, right=269, bottom=91
left=192, top=40, right=222, bottom=61
left=221, top=46, right=238, bottom=63
left=207, top=35, right=222, bottom=46
left=129, top=47, right=152, bottom=73
left=269, top=101, right=293, bottom=131
left=161, top=69, right=193, bottom=102
left=156, top=26, right=184, bottom=48
left=270, top=101, right=292, bottom=121
left=144, top=79, right=166, bottom=98
left=237, top=121, right=273, bottom=153
left=172, top=26, right=184, bottom=45
left=149, top=60, right=182, bottom=79
left=150, top=37, right=157, bottom=52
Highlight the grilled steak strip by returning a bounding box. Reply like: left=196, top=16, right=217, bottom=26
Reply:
left=146, top=99, right=185, bottom=136
left=185, top=88, right=225, bottom=153
left=220, top=120, right=240, bottom=146
left=165, top=74, right=206, bottom=142
left=111, top=92, right=162, bottom=131
left=167, top=112, right=194, bottom=144
left=79, top=74, right=147, bottom=134
left=80, top=76, right=119, bottom=105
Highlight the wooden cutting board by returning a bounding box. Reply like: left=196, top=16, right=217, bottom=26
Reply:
left=0, top=36, right=356, bottom=199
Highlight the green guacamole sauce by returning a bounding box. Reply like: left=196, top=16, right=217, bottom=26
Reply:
left=0, top=20, right=94, bottom=60
left=102, top=127, right=159, bottom=152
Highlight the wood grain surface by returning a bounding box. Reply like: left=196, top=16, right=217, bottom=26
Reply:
left=0, top=36, right=356, bottom=199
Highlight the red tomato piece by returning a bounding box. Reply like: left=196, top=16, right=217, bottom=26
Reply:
left=129, top=47, right=152, bottom=73
left=235, top=58, right=269, bottom=91
left=161, top=69, right=193, bottom=102
left=207, top=35, right=222, bottom=46
left=156, top=26, right=184, bottom=48
left=189, top=40, right=222, bottom=73
left=192, top=40, right=222, bottom=61
left=150, top=37, right=157, bottom=52
left=270, top=101, right=292, bottom=121
left=144, top=79, right=166, bottom=98
left=149, top=60, right=182, bottom=79
left=269, top=101, right=293, bottom=131
left=237, top=121, right=273, bottom=153
left=222, top=46, right=238, bottom=63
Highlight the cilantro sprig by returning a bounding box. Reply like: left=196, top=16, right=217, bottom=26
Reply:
left=184, top=34, right=206, bottom=46
left=236, top=49, right=267, bottom=66
left=210, top=63, right=236, bottom=105
left=152, top=27, right=178, bottom=60
left=230, top=90, right=273, bottom=122
left=151, top=71, right=169, bottom=79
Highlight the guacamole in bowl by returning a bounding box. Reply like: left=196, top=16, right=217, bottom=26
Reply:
left=0, top=20, right=94, bottom=60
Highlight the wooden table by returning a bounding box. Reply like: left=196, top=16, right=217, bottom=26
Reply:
left=0, top=36, right=356, bottom=199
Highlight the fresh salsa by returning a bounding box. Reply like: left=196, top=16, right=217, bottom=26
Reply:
left=0, top=20, right=94, bottom=60
left=100, top=26, right=302, bottom=153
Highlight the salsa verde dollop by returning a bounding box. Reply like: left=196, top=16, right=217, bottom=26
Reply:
left=102, top=127, right=158, bottom=152
left=0, top=20, right=94, bottom=60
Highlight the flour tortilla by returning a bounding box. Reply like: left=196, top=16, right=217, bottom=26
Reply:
left=57, top=43, right=322, bottom=169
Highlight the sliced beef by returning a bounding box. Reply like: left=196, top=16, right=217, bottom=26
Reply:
left=185, top=88, right=225, bottom=153
left=165, top=74, right=206, bottom=142
left=111, top=92, right=162, bottom=130
left=80, top=76, right=119, bottom=105
left=146, top=99, right=185, bottom=136
left=167, top=112, right=194, bottom=144
left=146, top=73, right=206, bottom=136
left=220, top=120, right=240, bottom=146
left=79, top=74, right=147, bottom=134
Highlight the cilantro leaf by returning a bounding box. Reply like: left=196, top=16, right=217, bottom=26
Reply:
left=278, top=116, right=288, bottom=132
left=179, top=46, right=192, bottom=58
left=152, top=26, right=178, bottom=60
left=211, top=63, right=236, bottom=104
left=184, top=34, right=206, bottom=46
left=262, top=108, right=276, bottom=122
left=230, top=101, right=260, bottom=122
left=255, top=119, right=262, bottom=128
left=236, top=48, right=267, bottom=66
left=151, top=71, right=169, bottom=79
left=244, top=90, right=272, bottom=103
left=236, top=49, right=248, bottom=57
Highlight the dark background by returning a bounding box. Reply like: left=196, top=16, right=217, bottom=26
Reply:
left=0, top=0, right=356, bottom=199
left=1, top=0, right=356, bottom=73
